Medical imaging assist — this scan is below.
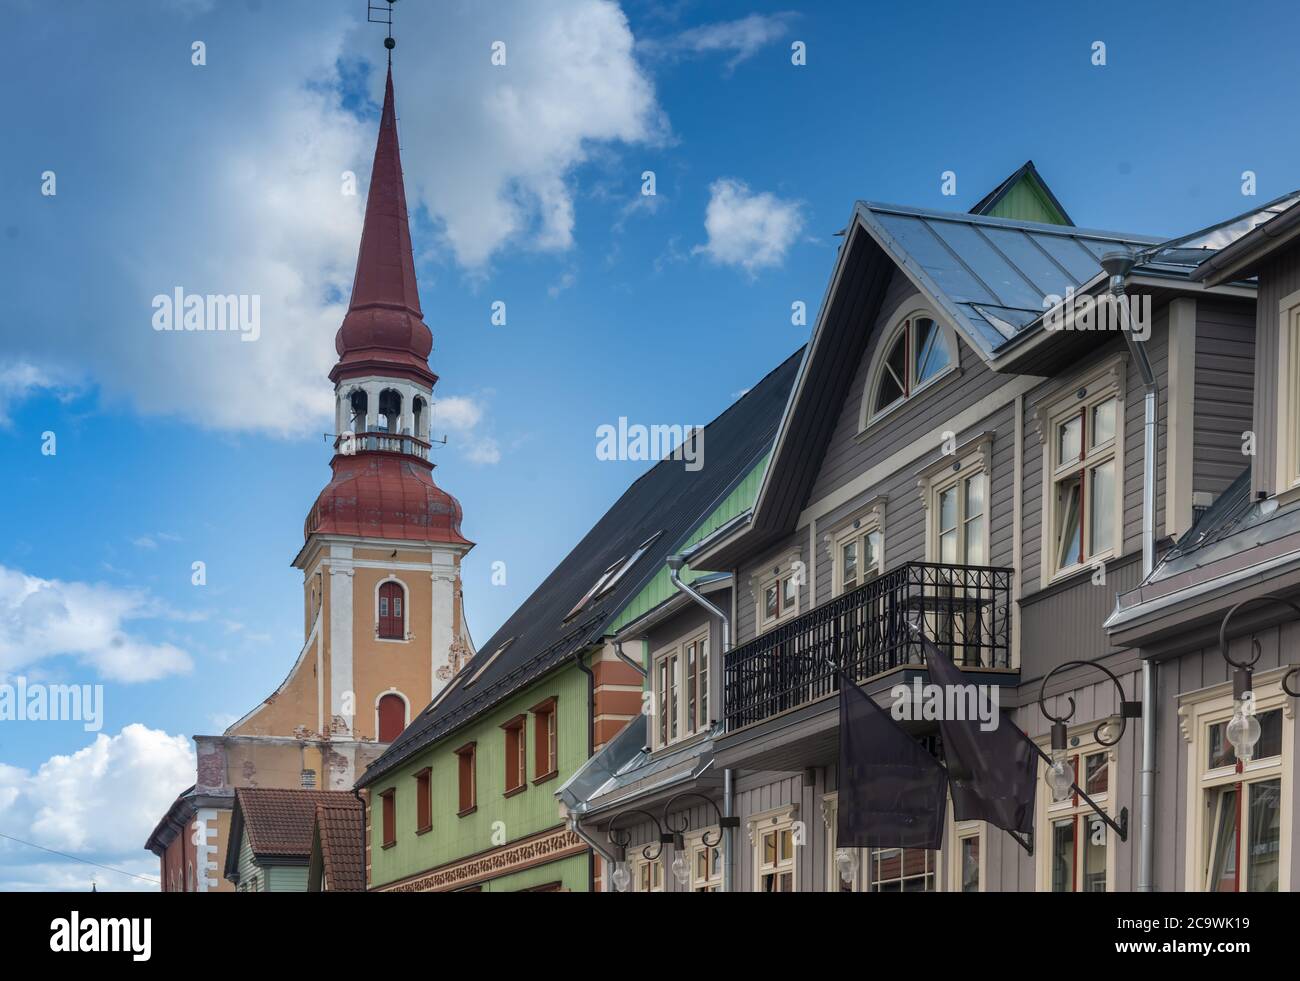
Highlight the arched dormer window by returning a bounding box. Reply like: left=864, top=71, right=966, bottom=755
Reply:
left=862, top=307, right=958, bottom=428
left=377, top=579, right=407, bottom=640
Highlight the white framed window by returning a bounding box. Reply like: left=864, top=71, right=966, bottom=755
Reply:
left=633, top=855, right=664, bottom=893
left=867, top=847, right=936, bottom=891
left=754, top=555, right=802, bottom=634
left=651, top=631, right=710, bottom=750
left=687, top=832, right=723, bottom=892
left=949, top=818, right=984, bottom=893
left=1182, top=669, right=1293, bottom=892
left=1275, top=289, right=1300, bottom=497
left=1036, top=357, right=1126, bottom=583
left=861, top=304, right=960, bottom=430
left=827, top=497, right=887, bottom=596
left=748, top=806, right=799, bottom=892
left=1035, top=731, right=1116, bottom=892
left=918, top=435, right=992, bottom=567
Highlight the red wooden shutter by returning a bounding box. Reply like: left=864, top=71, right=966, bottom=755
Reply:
left=381, top=789, right=396, bottom=847
left=378, top=693, right=405, bottom=742
left=378, top=581, right=404, bottom=639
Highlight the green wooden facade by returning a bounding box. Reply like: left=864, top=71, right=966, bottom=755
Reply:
left=232, top=828, right=310, bottom=892
left=367, top=662, right=591, bottom=891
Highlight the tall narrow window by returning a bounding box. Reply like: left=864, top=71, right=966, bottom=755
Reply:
left=1048, top=388, right=1120, bottom=577
left=455, top=742, right=477, bottom=816
left=531, top=699, right=557, bottom=780
left=758, top=825, right=796, bottom=892
left=380, top=788, right=396, bottom=848
left=378, top=581, right=405, bottom=639
left=502, top=716, right=527, bottom=794
left=415, top=768, right=431, bottom=834
left=1041, top=749, right=1111, bottom=892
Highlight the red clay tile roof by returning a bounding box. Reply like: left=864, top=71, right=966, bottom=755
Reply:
left=313, top=802, right=365, bottom=892
left=235, top=788, right=358, bottom=860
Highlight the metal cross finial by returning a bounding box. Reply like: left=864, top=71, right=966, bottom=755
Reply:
left=367, top=1, right=398, bottom=61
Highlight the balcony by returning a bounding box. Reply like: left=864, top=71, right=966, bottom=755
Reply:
left=334, top=431, right=432, bottom=461
left=723, top=561, right=1013, bottom=731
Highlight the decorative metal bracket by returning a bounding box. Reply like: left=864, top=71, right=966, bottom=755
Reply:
left=607, top=808, right=668, bottom=862
left=662, top=791, right=740, bottom=849
left=1218, top=594, right=1300, bottom=699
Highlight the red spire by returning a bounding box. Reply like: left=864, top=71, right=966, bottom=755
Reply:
left=332, top=66, right=436, bottom=388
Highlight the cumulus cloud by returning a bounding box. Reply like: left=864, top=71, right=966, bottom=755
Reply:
left=0, top=362, right=71, bottom=427
left=0, top=564, right=193, bottom=682
left=642, top=13, right=794, bottom=71
left=434, top=394, right=502, bottom=465
left=695, top=179, right=804, bottom=275
left=0, top=725, right=194, bottom=890
left=2, top=1, right=662, bottom=437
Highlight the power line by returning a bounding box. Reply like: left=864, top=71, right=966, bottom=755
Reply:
left=0, top=832, right=161, bottom=885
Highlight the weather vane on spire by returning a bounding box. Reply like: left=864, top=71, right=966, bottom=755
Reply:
left=367, top=0, right=398, bottom=61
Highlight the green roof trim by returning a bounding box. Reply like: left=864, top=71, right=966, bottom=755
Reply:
left=970, top=160, right=1073, bottom=227
left=608, top=451, right=770, bottom=632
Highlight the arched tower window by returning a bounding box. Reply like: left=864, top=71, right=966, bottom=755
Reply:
left=348, top=389, right=368, bottom=432
left=378, top=389, right=403, bottom=434
left=377, top=692, right=407, bottom=742
left=412, top=396, right=427, bottom=440
left=378, top=580, right=406, bottom=639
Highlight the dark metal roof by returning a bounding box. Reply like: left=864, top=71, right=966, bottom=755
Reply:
left=356, top=347, right=804, bottom=788
left=1188, top=191, right=1300, bottom=285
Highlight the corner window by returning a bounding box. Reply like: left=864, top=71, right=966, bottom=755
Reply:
left=531, top=699, right=558, bottom=780
left=502, top=715, right=527, bottom=795
left=455, top=742, right=477, bottom=816
left=377, top=580, right=406, bottom=640
left=651, top=633, right=710, bottom=750
left=865, top=310, right=956, bottom=425
left=1039, top=362, right=1124, bottom=582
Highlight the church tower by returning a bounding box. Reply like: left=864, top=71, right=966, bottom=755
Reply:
left=148, top=63, right=474, bottom=890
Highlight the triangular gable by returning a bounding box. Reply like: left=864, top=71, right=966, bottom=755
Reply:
left=970, top=160, right=1074, bottom=226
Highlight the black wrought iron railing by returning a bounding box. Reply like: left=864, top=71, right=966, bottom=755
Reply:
left=723, top=561, right=1012, bottom=730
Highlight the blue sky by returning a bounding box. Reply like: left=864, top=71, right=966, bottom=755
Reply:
left=1, top=0, right=1298, bottom=888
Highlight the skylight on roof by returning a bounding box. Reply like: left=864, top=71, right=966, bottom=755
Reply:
left=463, top=638, right=514, bottom=690
left=563, top=532, right=663, bottom=623
left=1178, top=194, right=1300, bottom=251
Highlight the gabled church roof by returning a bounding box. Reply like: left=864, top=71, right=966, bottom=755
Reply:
left=356, top=348, right=804, bottom=788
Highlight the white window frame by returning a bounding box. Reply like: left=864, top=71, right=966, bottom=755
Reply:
left=374, top=576, right=411, bottom=643
left=748, top=804, right=799, bottom=892
left=860, top=302, right=961, bottom=433
left=948, top=813, right=985, bottom=893
left=753, top=553, right=803, bottom=635
left=650, top=629, right=711, bottom=751
left=686, top=830, right=723, bottom=892
left=1181, top=668, right=1293, bottom=892
left=1035, top=356, right=1127, bottom=585
left=825, top=497, right=887, bottom=597
left=1034, top=728, right=1118, bottom=892
left=632, top=854, right=664, bottom=893
left=1275, top=289, right=1300, bottom=499
left=918, top=434, right=993, bottom=566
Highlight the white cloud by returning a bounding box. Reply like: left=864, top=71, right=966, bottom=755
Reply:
left=0, top=724, right=194, bottom=890
left=5, top=1, right=662, bottom=438
left=0, top=564, right=193, bottom=683
left=642, top=13, right=794, bottom=71
left=384, top=0, right=665, bottom=268
left=696, top=179, right=804, bottom=275
left=0, top=362, right=71, bottom=427
left=434, top=395, right=502, bottom=466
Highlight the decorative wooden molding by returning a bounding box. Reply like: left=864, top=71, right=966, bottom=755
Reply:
left=916, top=431, right=995, bottom=507
left=1032, top=354, right=1126, bottom=445
left=745, top=803, right=800, bottom=846
left=374, top=826, right=585, bottom=893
